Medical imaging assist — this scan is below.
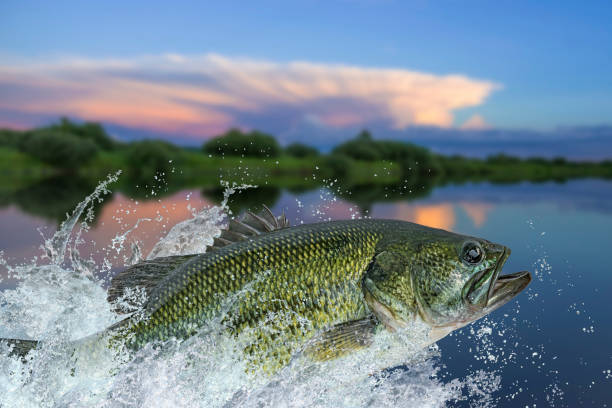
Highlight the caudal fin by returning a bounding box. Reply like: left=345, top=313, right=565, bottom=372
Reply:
left=1, top=338, right=39, bottom=358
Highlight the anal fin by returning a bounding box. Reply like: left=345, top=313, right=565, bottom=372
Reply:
left=303, top=315, right=378, bottom=361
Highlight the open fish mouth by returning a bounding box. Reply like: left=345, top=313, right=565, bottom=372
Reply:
left=479, top=246, right=532, bottom=314
left=466, top=247, right=531, bottom=313
left=484, top=269, right=531, bottom=313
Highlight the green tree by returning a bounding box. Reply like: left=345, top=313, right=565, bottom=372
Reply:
left=486, top=153, right=521, bottom=165
left=18, top=130, right=99, bottom=169
left=125, top=140, right=183, bottom=180
left=332, top=129, right=381, bottom=161
left=46, top=117, right=118, bottom=150
left=320, top=154, right=353, bottom=178
left=332, top=129, right=440, bottom=175
left=0, top=129, right=22, bottom=148
left=552, top=156, right=567, bottom=165
left=203, top=128, right=281, bottom=158
left=285, top=142, right=319, bottom=158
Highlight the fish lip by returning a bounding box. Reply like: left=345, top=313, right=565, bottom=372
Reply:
left=485, top=270, right=531, bottom=311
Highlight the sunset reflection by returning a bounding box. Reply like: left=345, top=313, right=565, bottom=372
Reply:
left=0, top=190, right=501, bottom=275
left=381, top=202, right=456, bottom=231
left=80, top=190, right=213, bottom=265
left=461, top=203, right=493, bottom=228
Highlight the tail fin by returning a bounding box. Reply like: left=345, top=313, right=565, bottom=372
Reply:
left=1, top=338, right=39, bottom=359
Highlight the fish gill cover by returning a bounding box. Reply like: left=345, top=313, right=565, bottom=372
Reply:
left=0, top=172, right=541, bottom=408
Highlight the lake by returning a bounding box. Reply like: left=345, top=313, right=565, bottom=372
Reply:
left=0, top=176, right=610, bottom=407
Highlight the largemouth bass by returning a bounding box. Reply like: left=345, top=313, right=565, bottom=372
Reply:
left=2, top=207, right=531, bottom=374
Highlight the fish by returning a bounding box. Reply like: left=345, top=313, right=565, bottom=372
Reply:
left=1, top=206, right=531, bottom=374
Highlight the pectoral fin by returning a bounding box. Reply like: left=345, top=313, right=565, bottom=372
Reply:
left=303, top=315, right=378, bottom=361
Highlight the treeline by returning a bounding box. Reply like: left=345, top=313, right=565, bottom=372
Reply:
left=0, top=119, right=188, bottom=181
left=202, top=128, right=319, bottom=159
left=2, top=119, right=612, bottom=184
left=0, top=120, right=321, bottom=175
left=0, top=119, right=110, bottom=169
left=200, top=127, right=612, bottom=182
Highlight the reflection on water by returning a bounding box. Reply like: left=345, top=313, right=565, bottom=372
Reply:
left=202, top=185, right=282, bottom=215
left=2, top=178, right=612, bottom=273
left=375, top=203, right=456, bottom=230
left=371, top=202, right=493, bottom=231
left=0, top=177, right=611, bottom=406
left=1, top=176, right=101, bottom=223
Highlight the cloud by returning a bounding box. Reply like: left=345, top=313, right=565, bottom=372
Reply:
left=460, top=114, right=490, bottom=130
left=0, top=54, right=499, bottom=139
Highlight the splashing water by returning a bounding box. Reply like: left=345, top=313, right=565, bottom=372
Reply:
left=0, top=176, right=503, bottom=407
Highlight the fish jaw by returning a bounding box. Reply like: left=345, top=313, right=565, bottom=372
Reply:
left=482, top=270, right=531, bottom=315
left=424, top=270, right=531, bottom=345
left=443, top=269, right=532, bottom=333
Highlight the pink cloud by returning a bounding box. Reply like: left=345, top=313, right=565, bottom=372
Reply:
left=0, top=54, right=500, bottom=138
left=460, top=114, right=490, bottom=130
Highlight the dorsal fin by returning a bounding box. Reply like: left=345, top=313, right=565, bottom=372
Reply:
left=107, top=206, right=289, bottom=313
left=206, top=205, right=290, bottom=252
left=107, top=254, right=197, bottom=313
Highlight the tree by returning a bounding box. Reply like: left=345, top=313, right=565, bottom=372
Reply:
left=332, top=129, right=441, bottom=175
left=0, top=129, right=22, bottom=148
left=46, top=117, right=118, bottom=150
left=18, top=130, right=99, bottom=169
left=486, top=153, right=521, bottom=165
left=125, top=140, right=183, bottom=180
left=331, top=129, right=381, bottom=161
left=285, top=142, right=319, bottom=158
left=203, top=128, right=281, bottom=158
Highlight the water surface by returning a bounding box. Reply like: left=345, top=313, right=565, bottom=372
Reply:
left=0, top=177, right=610, bottom=407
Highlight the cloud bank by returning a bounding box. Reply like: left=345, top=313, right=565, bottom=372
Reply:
left=0, top=54, right=499, bottom=139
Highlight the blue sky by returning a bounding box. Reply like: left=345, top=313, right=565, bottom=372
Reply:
left=1, top=0, right=611, bottom=155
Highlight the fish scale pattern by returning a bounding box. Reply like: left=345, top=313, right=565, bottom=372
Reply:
left=127, top=220, right=389, bottom=368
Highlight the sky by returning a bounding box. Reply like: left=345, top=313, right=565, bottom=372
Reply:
left=1, top=0, right=611, bottom=156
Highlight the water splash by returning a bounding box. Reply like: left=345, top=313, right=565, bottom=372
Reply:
left=0, top=177, right=503, bottom=407
left=42, top=171, right=121, bottom=268
left=147, top=181, right=254, bottom=259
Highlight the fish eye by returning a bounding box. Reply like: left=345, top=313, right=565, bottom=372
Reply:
left=461, top=242, right=484, bottom=265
